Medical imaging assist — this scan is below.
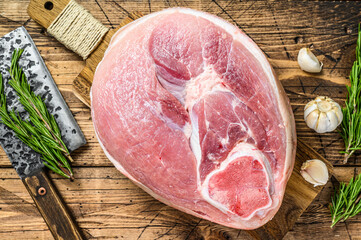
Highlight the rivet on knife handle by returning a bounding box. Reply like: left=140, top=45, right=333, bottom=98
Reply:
left=27, top=0, right=108, bottom=59
left=22, top=170, right=85, bottom=240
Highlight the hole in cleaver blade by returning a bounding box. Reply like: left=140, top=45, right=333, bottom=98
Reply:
left=0, top=27, right=86, bottom=178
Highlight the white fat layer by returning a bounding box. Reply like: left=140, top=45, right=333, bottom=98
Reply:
left=157, top=74, right=187, bottom=105
left=200, top=142, right=273, bottom=221
left=184, top=66, right=222, bottom=110
left=183, top=121, right=192, bottom=139
left=189, top=109, right=202, bottom=185
left=144, top=100, right=191, bottom=137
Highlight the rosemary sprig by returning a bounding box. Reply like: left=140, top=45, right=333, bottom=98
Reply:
left=0, top=49, right=73, bottom=179
left=340, top=24, right=361, bottom=163
left=330, top=173, right=361, bottom=228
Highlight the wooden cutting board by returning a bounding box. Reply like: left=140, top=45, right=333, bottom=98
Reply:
left=27, top=1, right=333, bottom=239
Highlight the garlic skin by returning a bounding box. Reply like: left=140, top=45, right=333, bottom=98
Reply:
left=304, top=96, right=343, bottom=133
left=300, top=159, right=329, bottom=187
left=297, top=47, right=323, bottom=73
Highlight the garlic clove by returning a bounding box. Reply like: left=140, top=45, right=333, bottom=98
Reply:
left=298, top=47, right=323, bottom=73
left=300, top=159, right=329, bottom=187
left=304, top=103, right=317, bottom=120
left=305, top=109, right=319, bottom=129
left=304, top=96, right=343, bottom=133
left=333, top=104, right=343, bottom=124
left=315, top=112, right=329, bottom=133
left=326, top=111, right=339, bottom=131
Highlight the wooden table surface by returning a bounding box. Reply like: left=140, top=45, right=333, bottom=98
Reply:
left=1, top=0, right=361, bottom=239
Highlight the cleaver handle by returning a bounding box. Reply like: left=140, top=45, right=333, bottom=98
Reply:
left=22, top=169, right=84, bottom=240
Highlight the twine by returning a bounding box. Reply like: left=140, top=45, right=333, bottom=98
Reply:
left=47, top=0, right=108, bottom=59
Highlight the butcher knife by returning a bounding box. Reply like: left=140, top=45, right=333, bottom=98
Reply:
left=0, top=27, right=86, bottom=240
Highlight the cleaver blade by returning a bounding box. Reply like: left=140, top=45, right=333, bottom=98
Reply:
left=0, top=27, right=86, bottom=240
left=0, top=26, right=86, bottom=178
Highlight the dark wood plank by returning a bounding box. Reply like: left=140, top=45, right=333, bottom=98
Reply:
left=2, top=0, right=361, bottom=239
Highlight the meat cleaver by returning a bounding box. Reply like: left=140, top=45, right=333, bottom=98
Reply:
left=0, top=27, right=86, bottom=240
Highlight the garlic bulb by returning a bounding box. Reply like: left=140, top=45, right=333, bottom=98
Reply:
left=304, top=96, right=343, bottom=133
left=300, top=159, right=329, bottom=187
left=297, top=47, right=323, bottom=73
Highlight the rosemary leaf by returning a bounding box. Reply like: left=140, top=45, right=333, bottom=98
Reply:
left=330, top=173, right=361, bottom=228
left=0, top=49, right=73, bottom=179
left=9, top=49, right=72, bottom=161
left=340, top=24, right=361, bottom=163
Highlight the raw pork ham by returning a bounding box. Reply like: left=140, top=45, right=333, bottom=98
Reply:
left=91, top=8, right=296, bottom=229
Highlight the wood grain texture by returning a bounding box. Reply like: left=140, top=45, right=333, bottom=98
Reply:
left=27, top=0, right=70, bottom=28
left=22, top=170, right=85, bottom=240
left=1, top=0, right=361, bottom=239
